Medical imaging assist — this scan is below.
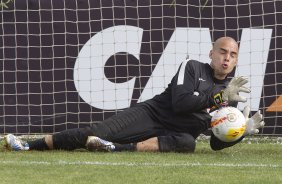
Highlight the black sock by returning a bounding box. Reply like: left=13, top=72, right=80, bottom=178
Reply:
left=27, top=138, right=49, bottom=151
left=113, top=143, right=136, bottom=152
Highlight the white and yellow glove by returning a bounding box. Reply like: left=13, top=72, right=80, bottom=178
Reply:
left=222, top=76, right=251, bottom=103
left=242, top=106, right=265, bottom=136
left=212, top=76, right=251, bottom=109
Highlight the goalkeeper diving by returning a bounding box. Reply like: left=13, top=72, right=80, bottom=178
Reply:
left=5, top=37, right=265, bottom=152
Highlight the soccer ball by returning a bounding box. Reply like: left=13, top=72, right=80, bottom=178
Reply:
left=211, top=106, right=246, bottom=142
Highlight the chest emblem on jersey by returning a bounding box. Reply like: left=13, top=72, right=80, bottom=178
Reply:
left=193, top=91, right=199, bottom=96
left=199, top=77, right=206, bottom=82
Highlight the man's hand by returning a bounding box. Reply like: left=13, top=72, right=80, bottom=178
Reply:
left=222, top=76, right=251, bottom=103
left=212, top=76, right=251, bottom=108
left=242, top=106, right=265, bottom=136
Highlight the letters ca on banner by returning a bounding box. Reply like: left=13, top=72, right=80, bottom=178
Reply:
left=74, top=26, right=272, bottom=112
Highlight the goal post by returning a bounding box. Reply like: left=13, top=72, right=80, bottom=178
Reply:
left=0, top=0, right=281, bottom=136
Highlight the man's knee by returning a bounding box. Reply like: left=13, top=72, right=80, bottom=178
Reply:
left=52, top=127, right=94, bottom=150
left=158, top=133, right=196, bottom=153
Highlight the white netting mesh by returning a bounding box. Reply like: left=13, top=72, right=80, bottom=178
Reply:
left=0, top=0, right=281, bottom=136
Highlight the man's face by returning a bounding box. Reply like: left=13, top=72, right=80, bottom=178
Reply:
left=209, top=38, right=238, bottom=79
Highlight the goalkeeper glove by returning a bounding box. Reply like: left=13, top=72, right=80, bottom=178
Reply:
left=242, top=106, right=265, bottom=136
left=213, top=76, right=251, bottom=107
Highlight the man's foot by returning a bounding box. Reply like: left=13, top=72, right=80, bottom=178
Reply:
left=4, top=134, right=29, bottom=151
left=86, top=136, right=115, bottom=152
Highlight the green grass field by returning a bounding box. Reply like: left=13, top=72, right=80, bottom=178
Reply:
left=0, top=139, right=281, bottom=184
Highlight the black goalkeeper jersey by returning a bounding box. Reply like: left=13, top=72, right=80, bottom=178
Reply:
left=142, top=59, right=234, bottom=137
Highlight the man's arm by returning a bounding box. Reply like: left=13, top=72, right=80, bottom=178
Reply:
left=210, top=132, right=244, bottom=151
left=170, top=60, right=212, bottom=114
left=170, top=60, right=250, bottom=114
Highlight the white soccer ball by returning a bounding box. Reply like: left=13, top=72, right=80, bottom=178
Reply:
left=211, top=106, right=246, bottom=142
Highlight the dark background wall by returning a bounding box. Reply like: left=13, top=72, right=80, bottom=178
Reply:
left=0, top=0, right=281, bottom=135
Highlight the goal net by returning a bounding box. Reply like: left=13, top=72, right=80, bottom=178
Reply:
left=0, top=0, right=281, bottom=136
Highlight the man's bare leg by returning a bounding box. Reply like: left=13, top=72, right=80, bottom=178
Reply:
left=44, top=135, right=53, bottom=149
left=136, top=137, right=159, bottom=152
